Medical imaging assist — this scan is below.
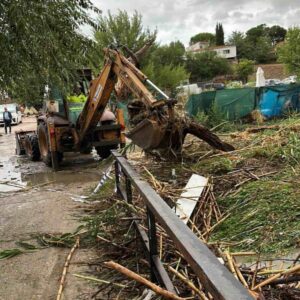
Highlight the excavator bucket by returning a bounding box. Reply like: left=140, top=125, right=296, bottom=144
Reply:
left=126, top=119, right=167, bottom=150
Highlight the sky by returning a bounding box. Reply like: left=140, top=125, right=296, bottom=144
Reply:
left=91, top=0, right=300, bottom=46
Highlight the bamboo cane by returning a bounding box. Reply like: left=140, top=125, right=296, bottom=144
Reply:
left=56, top=237, right=80, bottom=300
left=252, top=264, right=300, bottom=290
left=168, top=266, right=209, bottom=300
left=104, top=261, right=184, bottom=300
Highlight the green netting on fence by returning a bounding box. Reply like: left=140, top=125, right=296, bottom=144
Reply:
left=215, top=88, right=256, bottom=120
left=185, top=88, right=256, bottom=121
left=185, top=91, right=216, bottom=116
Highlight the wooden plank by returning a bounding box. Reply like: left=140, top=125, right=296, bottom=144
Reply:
left=174, top=174, right=208, bottom=224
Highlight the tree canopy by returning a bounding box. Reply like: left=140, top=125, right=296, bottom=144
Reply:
left=227, top=25, right=276, bottom=63
left=148, top=41, right=185, bottom=67
left=246, top=24, right=268, bottom=43
left=94, top=11, right=186, bottom=94
left=93, top=10, right=157, bottom=67
left=143, top=41, right=188, bottom=93
left=234, top=59, right=255, bottom=83
left=227, top=31, right=252, bottom=60
left=268, top=25, right=287, bottom=45
left=0, top=0, right=99, bottom=103
left=215, top=23, right=224, bottom=46
left=189, top=32, right=215, bottom=45
left=185, top=51, right=232, bottom=82
left=278, top=27, right=300, bottom=77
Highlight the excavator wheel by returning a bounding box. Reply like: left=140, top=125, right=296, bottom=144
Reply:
left=24, top=134, right=40, bottom=161
left=38, top=123, right=63, bottom=168
left=95, top=145, right=117, bottom=159
left=38, top=123, right=52, bottom=166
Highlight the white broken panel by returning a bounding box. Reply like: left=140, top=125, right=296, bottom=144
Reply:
left=174, top=174, right=208, bottom=224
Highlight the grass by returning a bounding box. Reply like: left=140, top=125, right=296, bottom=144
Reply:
left=197, top=157, right=236, bottom=175
left=187, top=114, right=300, bottom=253
left=210, top=175, right=300, bottom=253
left=138, top=113, right=300, bottom=256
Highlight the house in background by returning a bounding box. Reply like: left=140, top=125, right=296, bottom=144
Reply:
left=186, top=41, right=210, bottom=52
left=186, top=42, right=237, bottom=62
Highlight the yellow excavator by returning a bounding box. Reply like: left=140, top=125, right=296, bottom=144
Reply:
left=16, top=46, right=234, bottom=170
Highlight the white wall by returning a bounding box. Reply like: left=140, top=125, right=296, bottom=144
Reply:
left=186, top=43, right=237, bottom=59
left=213, top=46, right=237, bottom=59
left=186, top=41, right=210, bottom=52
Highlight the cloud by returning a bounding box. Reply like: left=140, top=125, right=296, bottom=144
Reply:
left=91, top=0, right=300, bottom=45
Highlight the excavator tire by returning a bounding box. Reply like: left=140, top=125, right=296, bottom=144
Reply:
left=38, top=123, right=52, bottom=166
left=38, top=123, right=63, bottom=167
left=95, top=145, right=117, bottom=159
left=24, top=134, right=40, bottom=161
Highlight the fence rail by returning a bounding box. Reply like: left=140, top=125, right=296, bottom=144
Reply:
left=112, top=151, right=253, bottom=300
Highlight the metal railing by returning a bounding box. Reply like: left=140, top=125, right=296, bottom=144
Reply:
left=112, top=151, right=253, bottom=300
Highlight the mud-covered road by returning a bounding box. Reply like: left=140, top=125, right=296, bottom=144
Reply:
left=0, top=117, right=105, bottom=300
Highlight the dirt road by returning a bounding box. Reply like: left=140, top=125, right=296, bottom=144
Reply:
left=0, top=117, right=104, bottom=300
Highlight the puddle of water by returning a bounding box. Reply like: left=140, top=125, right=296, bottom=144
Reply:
left=0, top=158, right=21, bottom=182
left=0, top=156, right=25, bottom=192
left=0, top=154, right=101, bottom=193
left=23, top=170, right=100, bottom=186
left=0, top=183, right=23, bottom=192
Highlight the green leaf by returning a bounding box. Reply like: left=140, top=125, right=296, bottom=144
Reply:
left=0, top=248, right=24, bottom=260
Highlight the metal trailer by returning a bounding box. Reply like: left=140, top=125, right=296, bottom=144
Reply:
left=15, top=130, right=40, bottom=161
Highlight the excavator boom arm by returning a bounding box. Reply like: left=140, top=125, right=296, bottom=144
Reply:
left=77, top=49, right=167, bottom=142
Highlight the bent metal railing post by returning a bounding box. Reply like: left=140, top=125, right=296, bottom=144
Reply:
left=112, top=151, right=253, bottom=300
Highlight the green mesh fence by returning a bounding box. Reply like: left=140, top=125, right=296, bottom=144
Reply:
left=215, top=88, right=256, bottom=120
left=186, top=88, right=256, bottom=121
left=185, top=91, right=216, bottom=116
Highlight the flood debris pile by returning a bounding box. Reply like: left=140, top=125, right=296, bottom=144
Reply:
left=121, top=162, right=299, bottom=300
left=107, top=115, right=299, bottom=299
left=4, top=116, right=298, bottom=299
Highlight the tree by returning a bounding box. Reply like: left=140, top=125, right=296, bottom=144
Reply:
left=143, top=41, right=188, bottom=93
left=0, top=0, right=99, bottom=104
left=234, top=59, right=255, bottom=83
left=215, top=23, right=224, bottom=46
left=148, top=41, right=185, bottom=67
left=227, top=31, right=252, bottom=60
left=143, top=62, right=189, bottom=93
left=189, top=32, right=215, bottom=45
left=93, top=10, right=157, bottom=67
left=268, top=25, right=287, bottom=45
left=278, top=27, right=300, bottom=77
left=246, top=24, right=268, bottom=43
left=227, top=25, right=274, bottom=63
left=252, top=36, right=274, bottom=63
left=185, top=51, right=232, bottom=82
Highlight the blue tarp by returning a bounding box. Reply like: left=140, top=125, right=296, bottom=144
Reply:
left=259, top=85, right=300, bottom=118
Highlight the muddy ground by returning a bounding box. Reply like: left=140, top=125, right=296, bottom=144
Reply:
left=0, top=117, right=104, bottom=300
